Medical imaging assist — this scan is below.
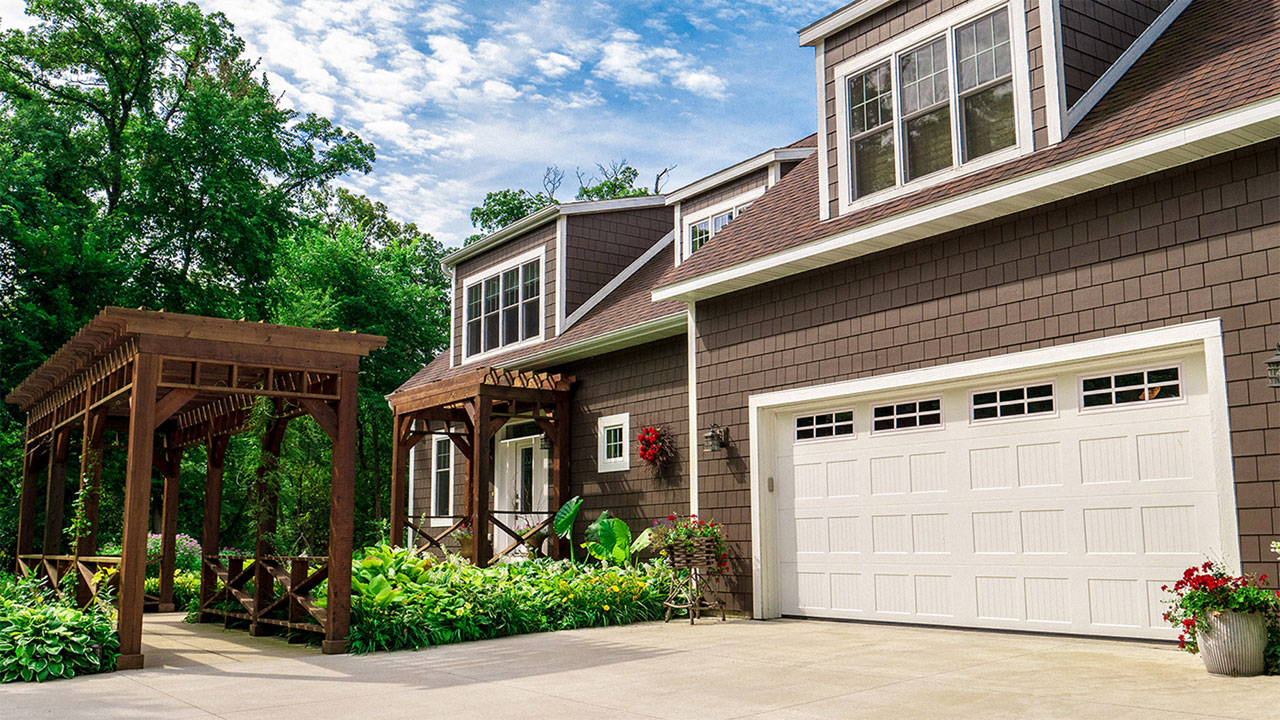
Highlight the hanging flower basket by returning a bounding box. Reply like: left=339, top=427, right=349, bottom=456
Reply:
left=637, top=425, right=675, bottom=476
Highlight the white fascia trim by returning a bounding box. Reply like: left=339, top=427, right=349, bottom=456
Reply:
left=666, top=148, right=815, bottom=205
left=1064, top=0, right=1191, bottom=136
left=748, top=318, right=1240, bottom=617
left=564, top=231, right=674, bottom=330
left=515, top=312, right=687, bottom=371
left=1041, top=0, right=1066, bottom=145
left=559, top=194, right=668, bottom=215
left=673, top=202, right=684, bottom=265
left=654, top=95, right=1280, bottom=303
left=799, top=0, right=900, bottom=47
left=555, top=216, right=567, bottom=336
left=687, top=303, right=699, bottom=516
left=816, top=38, right=831, bottom=222
left=443, top=205, right=559, bottom=268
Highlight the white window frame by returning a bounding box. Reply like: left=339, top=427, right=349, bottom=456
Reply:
left=681, top=187, right=767, bottom=259
left=597, top=412, right=630, bottom=473
left=1077, top=363, right=1186, bottom=415
left=832, top=0, right=1032, bottom=216
left=461, top=246, right=546, bottom=364
left=869, top=397, right=944, bottom=435
left=969, top=379, right=1058, bottom=425
left=411, top=435, right=454, bottom=527
left=793, top=409, right=856, bottom=442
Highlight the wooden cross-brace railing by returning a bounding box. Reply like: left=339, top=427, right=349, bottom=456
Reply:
left=17, top=553, right=159, bottom=610
left=488, top=512, right=555, bottom=564
left=406, top=517, right=467, bottom=555
left=198, top=554, right=329, bottom=636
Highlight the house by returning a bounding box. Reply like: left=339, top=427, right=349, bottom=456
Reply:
left=390, top=0, right=1280, bottom=642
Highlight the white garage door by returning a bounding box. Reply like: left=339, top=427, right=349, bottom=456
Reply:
left=773, top=346, right=1232, bottom=639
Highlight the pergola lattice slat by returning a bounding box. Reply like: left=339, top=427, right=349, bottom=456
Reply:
left=5, top=307, right=384, bottom=670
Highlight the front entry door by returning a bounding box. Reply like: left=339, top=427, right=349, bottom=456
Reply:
left=495, top=433, right=549, bottom=556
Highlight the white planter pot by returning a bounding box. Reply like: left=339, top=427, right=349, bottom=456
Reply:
left=1199, top=610, right=1266, bottom=677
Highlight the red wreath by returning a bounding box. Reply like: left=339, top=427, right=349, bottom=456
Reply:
left=637, top=425, right=674, bottom=474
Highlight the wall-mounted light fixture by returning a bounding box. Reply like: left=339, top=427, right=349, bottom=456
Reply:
left=539, top=434, right=553, bottom=451
left=1266, top=342, right=1280, bottom=389
left=703, top=424, right=727, bottom=452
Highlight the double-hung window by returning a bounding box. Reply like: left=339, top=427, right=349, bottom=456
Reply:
left=464, top=257, right=541, bottom=358
left=432, top=437, right=452, bottom=520
left=845, top=6, right=1019, bottom=201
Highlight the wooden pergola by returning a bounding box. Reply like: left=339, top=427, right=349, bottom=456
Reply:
left=5, top=307, right=385, bottom=669
left=389, top=367, right=573, bottom=564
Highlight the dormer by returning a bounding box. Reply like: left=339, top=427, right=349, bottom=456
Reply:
left=442, top=196, right=672, bottom=368
left=666, top=138, right=816, bottom=265
left=802, top=0, right=1186, bottom=221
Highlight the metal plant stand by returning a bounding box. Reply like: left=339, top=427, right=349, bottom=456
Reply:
left=663, top=537, right=725, bottom=624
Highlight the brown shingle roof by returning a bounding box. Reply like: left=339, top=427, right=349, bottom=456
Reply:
left=391, top=248, right=685, bottom=395
left=656, top=0, right=1280, bottom=290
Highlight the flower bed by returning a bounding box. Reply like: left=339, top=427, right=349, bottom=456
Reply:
left=347, top=544, right=672, bottom=653
left=0, top=573, right=118, bottom=683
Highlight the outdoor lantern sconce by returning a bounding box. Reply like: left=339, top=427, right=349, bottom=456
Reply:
left=704, top=424, right=727, bottom=452
left=1266, top=342, right=1280, bottom=389
left=539, top=434, right=553, bottom=451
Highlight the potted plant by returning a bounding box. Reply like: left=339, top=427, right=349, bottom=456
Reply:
left=515, top=520, right=549, bottom=558
left=1162, top=561, right=1278, bottom=676
left=650, top=514, right=728, bottom=623
left=453, top=524, right=474, bottom=560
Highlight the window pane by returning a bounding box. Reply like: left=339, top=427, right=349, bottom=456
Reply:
left=849, top=63, right=892, bottom=134
left=854, top=127, right=896, bottom=198
left=1083, top=376, right=1111, bottom=392
left=713, top=211, right=733, bottom=234
left=973, top=406, right=999, bottom=420
left=522, top=261, right=540, bottom=301
left=466, top=285, right=482, bottom=321
left=483, top=277, right=500, bottom=351
left=467, top=319, right=481, bottom=356
left=689, top=221, right=710, bottom=253
left=1148, top=368, right=1179, bottom=384
left=962, top=80, right=1015, bottom=161
left=905, top=106, right=952, bottom=180
left=520, top=447, right=533, bottom=513
left=957, top=10, right=1011, bottom=92
left=901, top=38, right=948, bottom=115
left=522, top=299, right=539, bottom=340
left=1083, top=392, right=1112, bottom=408
left=434, top=440, right=450, bottom=517
left=502, top=269, right=520, bottom=345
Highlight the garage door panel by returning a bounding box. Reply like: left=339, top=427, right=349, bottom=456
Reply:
left=773, top=349, right=1225, bottom=640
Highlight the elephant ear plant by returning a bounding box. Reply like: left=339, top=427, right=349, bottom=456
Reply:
left=554, top=496, right=583, bottom=562
left=582, top=511, right=652, bottom=567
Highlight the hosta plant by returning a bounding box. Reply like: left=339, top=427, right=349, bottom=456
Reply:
left=0, top=575, right=119, bottom=683
left=1162, top=561, right=1280, bottom=654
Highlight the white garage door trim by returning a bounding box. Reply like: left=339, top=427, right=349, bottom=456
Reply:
left=748, top=318, right=1238, bottom=625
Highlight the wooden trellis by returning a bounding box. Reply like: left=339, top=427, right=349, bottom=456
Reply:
left=387, top=366, right=574, bottom=565
left=5, top=307, right=384, bottom=670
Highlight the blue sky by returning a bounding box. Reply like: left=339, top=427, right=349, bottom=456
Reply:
left=1, top=0, right=845, bottom=247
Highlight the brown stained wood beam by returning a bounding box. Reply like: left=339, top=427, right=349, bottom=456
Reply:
left=445, top=433, right=473, bottom=460
left=16, top=430, right=44, bottom=560
left=42, top=427, right=72, bottom=556
left=250, top=407, right=289, bottom=638
left=471, top=394, right=494, bottom=566
left=198, top=436, right=228, bottom=623
left=75, top=409, right=107, bottom=607
left=153, top=388, right=198, bottom=428
left=157, top=445, right=185, bottom=612
left=134, top=334, right=364, bottom=373
left=551, top=395, right=571, bottom=559
left=118, top=353, right=160, bottom=671
left=389, top=422, right=409, bottom=549
left=323, top=369, right=357, bottom=654
left=299, top=398, right=338, bottom=441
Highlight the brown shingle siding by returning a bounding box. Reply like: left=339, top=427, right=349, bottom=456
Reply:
left=1060, top=0, right=1171, bottom=106
left=695, top=141, right=1280, bottom=611
left=563, top=206, right=672, bottom=316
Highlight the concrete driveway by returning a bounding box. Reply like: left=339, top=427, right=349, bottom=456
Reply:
left=2, top=613, right=1277, bottom=719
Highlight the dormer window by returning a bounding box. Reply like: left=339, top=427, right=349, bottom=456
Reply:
left=835, top=3, right=1029, bottom=209
left=688, top=202, right=751, bottom=254
left=464, top=250, right=542, bottom=359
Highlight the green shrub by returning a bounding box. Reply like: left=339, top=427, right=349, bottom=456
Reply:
left=145, top=570, right=202, bottom=610
left=0, top=576, right=119, bottom=683
left=348, top=545, right=671, bottom=654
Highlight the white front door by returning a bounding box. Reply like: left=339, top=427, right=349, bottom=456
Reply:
left=495, top=433, right=549, bottom=555
left=766, top=336, right=1236, bottom=640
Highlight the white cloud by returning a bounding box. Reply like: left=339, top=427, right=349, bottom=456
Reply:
left=0, top=0, right=36, bottom=29
left=421, top=2, right=467, bottom=31
left=534, top=51, right=580, bottom=79
left=675, top=69, right=728, bottom=94
left=482, top=80, right=520, bottom=101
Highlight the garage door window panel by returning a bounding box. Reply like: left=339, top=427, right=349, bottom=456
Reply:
left=795, top=410, right=855, bottom=441
left=1081, top=367, right=1182, bottom=411
left=872, top=399, right=942, bottom=434
left=972, top=382, right=1055, bottom=422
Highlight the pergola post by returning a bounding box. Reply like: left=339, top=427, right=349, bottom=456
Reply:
left=550, top=396, right=572, bottom=559
left=470, top=394, right=494, bottom=565
left=157, top=444, right=186, bottom=612
left=389, top=416, right=409, bottom=548
left=42, top=427, right=71, bottom=556
left=118, top=352, right=161, bottom=671
left=16, top=437, right=42, bottom=567
left=323, top=368, right=357, bottom=654
left=250, top=412, right=288, bottom=637
left=75, top=409, right=107, bottom=556
left=199, top=436, right=228, bottom=623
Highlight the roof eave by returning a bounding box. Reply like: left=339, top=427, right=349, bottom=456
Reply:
left=666, top=147, right=815, bottom=205
left=798, top=0, right=901, bottom=47
left=654, top=97, right=1280, bottom=303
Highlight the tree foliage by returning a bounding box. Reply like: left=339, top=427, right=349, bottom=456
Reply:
left=0, top=0, right=448, bottom=556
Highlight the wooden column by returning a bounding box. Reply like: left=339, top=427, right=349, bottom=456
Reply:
left=16, top=432, right=42, bottom=565
left=389, top=415, right=409, bottom=548
left=550, top=396, right=572, bottom=559
left=323, top=368, right=357, bottom=654
left=75, top=409, right=107, bottom=556
left=199, top=436, right=228, bottom=623
left=157, top=445, right=186, bottom=612
left=118, top=353, right=160, bottom=671
left=250, top=412, right=288, bottom=637
left=470, top=394, right=493, bottom=566
left=42, top=426, right=71, bottom=556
